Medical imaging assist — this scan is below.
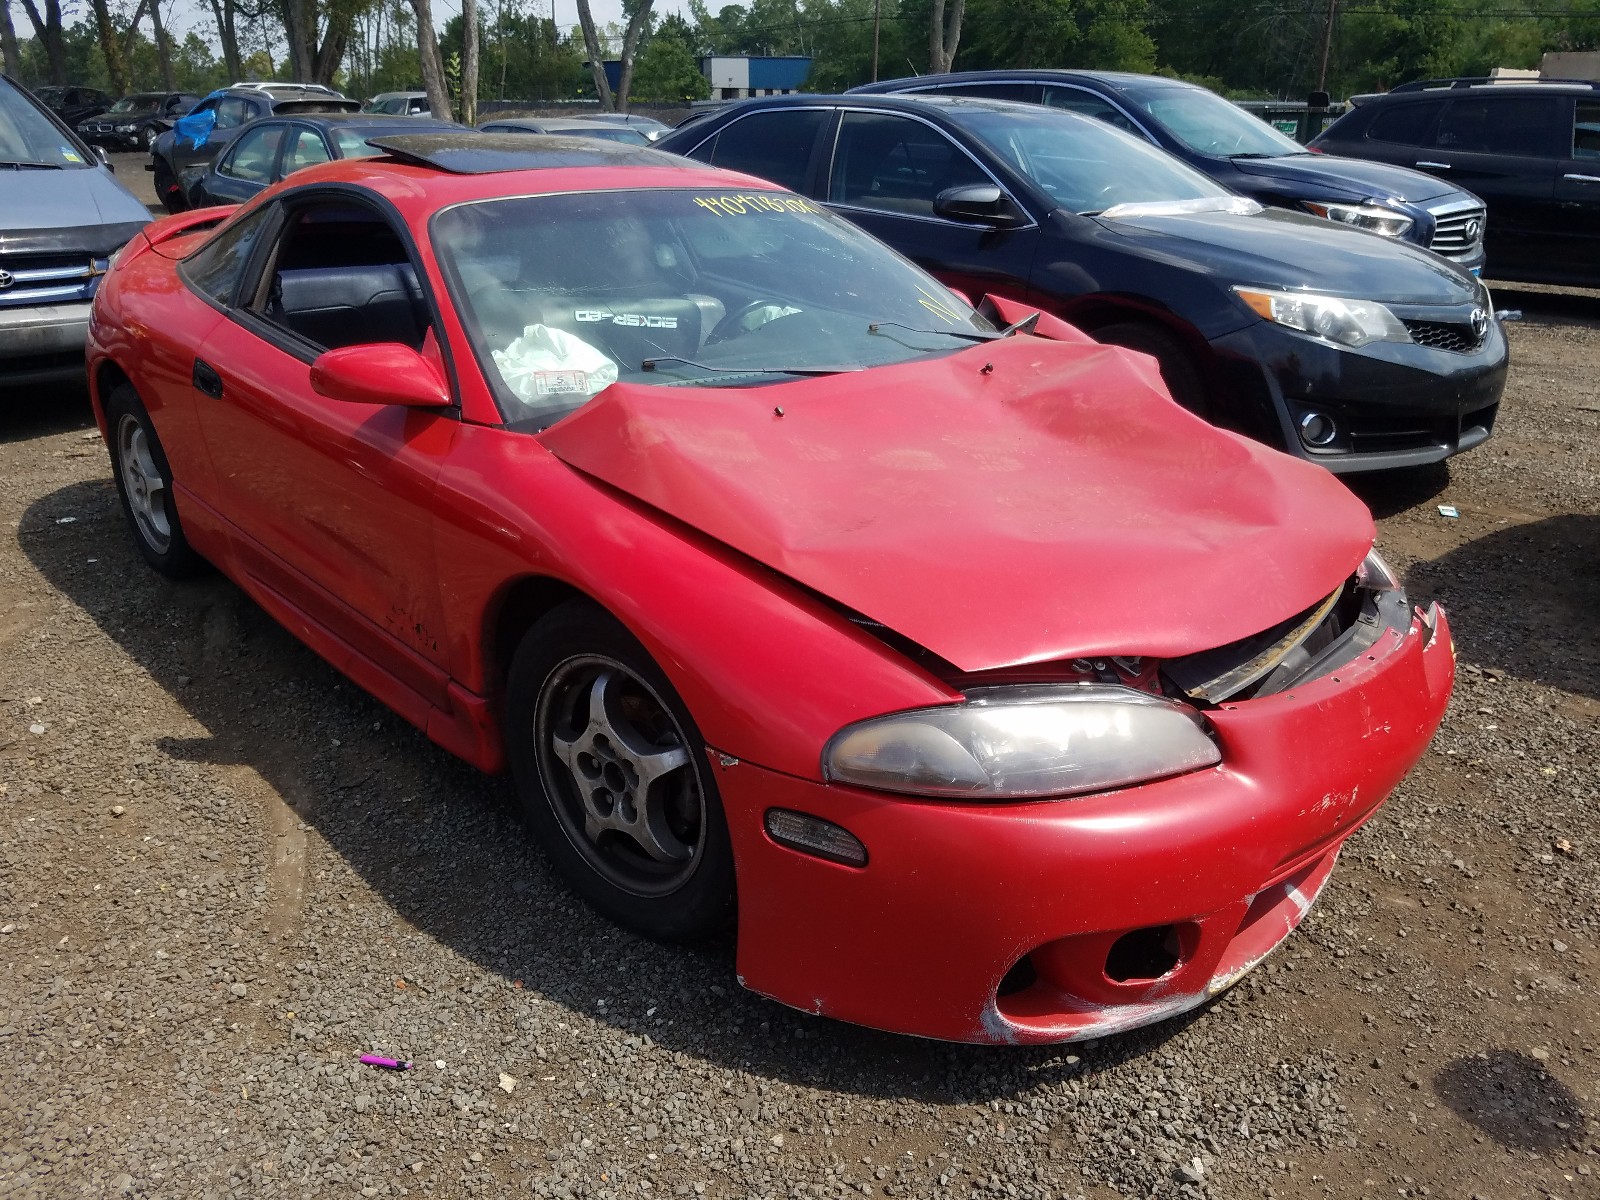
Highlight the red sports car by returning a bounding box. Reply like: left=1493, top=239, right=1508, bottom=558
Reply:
left=85, top=134, right=1454, bottom=1044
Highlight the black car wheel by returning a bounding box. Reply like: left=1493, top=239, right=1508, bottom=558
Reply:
left=105, top=384, right=204, bottom=578
left=1093, top=322, right=1211, bottom=421
left=505, top=601, right=735, bottom=942
left=152, top=157, right=188, bottom=214
left=140, top=126, right=157, bottom=151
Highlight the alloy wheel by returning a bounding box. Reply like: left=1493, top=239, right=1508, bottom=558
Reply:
left=117, top=413, right=172, bottom=555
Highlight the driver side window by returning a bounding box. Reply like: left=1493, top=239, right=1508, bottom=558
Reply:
left=249, top=201, right=432, bottom=356
left=221, top=123, right=284, bottom=182
left=1043, top=87, right=1140, bottom=135
left=828, top=112, right=991, bottom=217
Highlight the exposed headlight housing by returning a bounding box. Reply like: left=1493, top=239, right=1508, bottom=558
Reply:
left=822, top=685, right=1221, bottom=801
left=1357, top=546, right=1401, bottom=591
left=1302, top=200, right=1414, bottom=240
left=1234, top=286, right=1412, bottom=349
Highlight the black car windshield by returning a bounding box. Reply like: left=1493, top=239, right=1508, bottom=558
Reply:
left=947, top=105, right=1231, bottom=214
left=108, top=94, right=165, bottom=113
left=1120, top=84, right=1306, bottom=158
left=0, top=80, right=91, bottom=168
left=433, top=187, right=995, bottom=427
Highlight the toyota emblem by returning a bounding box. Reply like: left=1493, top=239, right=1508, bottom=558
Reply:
left=1470, top=307, right=1489, bottom=340
left=0, top=268, right=13, bottom=290
left=1465, top=217, right=1483, bottom=241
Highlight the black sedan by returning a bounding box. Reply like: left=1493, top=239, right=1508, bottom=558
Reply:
left=78, top=91, right=200, bottom=151
left=853, top=71, right=1488, bottom=275
left=658, top=95, right=1506, bottom=473
left=183, top=114, right=461, bottom=207
left=32, top=85, right=113, bottom=127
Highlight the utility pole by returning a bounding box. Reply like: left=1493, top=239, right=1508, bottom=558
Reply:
left=1317, top=0, right=1338, bottom=92
left=871, top=0, right=880, bottom=82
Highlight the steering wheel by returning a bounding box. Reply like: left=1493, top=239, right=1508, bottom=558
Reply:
left=706, top=300, right=804, bottom=346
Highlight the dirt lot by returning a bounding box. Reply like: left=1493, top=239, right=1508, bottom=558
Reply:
left=1, top=264, right=1597, bottom=1198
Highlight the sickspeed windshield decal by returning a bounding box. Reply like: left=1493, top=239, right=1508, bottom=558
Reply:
left=692, top=193, right=823, bottom=216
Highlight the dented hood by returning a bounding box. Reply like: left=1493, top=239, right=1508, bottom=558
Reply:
left=539, top=337, right=1374, bottom=672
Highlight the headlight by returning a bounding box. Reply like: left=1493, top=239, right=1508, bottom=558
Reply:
left=1302, top=201, right=1414, bottom=240
left=1234, top=286, right=1411, bottom=349
left=116, top=123, right=138, bottom=132
left=822, top=685, right=1220, bottom=800
left=1358, top=547, right=1401, bottom=591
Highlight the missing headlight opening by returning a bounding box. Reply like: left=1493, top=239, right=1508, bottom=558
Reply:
left=1162, top=552, right=1410, bottom=705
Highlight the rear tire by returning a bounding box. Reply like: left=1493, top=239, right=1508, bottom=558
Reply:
left=505, top=601, right=736, bottom=942
left=105, top=384, right=204, bottom=579
left=152, top=157, right=188, bottom=214
left=1094, top=322, right=1211, bottom=421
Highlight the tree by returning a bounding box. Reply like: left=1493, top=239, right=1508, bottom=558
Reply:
left=928, top=0, right=964, bottom=72
left=460, top=0, right=479, bottom=123
left=19, top=0, right=67, bottom=84
left=631, top=36, right=709, bottom=101
left=1, top=2, right=21, bottom=78
left=408, top=0, right=453, bottom=118
left=574, top=0, right=617, bottom=109
left=207, top=0, right=245, bottom=82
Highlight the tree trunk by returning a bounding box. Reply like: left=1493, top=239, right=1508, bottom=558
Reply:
left=150, top=0, right=177, bottom=92
left=927, top=0, right=964, bottom=73
left=460, top=0, right=479, bottom=124
left=0, top=1, right=21, bottom=80
left=314, top=14, right=351, bottom=87
left=408, top=0, right=454, bottom=121
left=574, top=0, right=615, bottom=112
left=207, top=0, right=243, bottom=82
left=121, top=0, right=150, bottom=76
left=89, top=0, right=130, bottom=94
left=612, top=0, right=654, bottom=114
left=19, top=0, right=68, bottom=84
left=283, top=0, right=316, bottom=81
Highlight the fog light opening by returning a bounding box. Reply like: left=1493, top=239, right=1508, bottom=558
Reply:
left=997, top=953, right=1038, bottom=997
left=1105, top=924, right=1182, bottom=983
left=763, top=808, right=868, bottom=867
left=1298, top=411, right=1338, bottom=447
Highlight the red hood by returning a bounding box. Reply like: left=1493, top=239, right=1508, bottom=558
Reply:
left=539, top=337, right=1373, bottom=672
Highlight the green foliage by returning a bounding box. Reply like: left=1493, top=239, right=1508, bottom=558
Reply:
left=632, top=37, right=713, bottom=101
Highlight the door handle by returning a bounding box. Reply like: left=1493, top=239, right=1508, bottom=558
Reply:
left=192, top=358, right=224, bottom=399
left=1564, top=172, right=1600, bottom=183
left=1415, top=160, right=1451, bottom=169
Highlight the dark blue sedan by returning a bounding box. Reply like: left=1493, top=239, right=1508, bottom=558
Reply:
left=184, top=114, right=462, bottom=207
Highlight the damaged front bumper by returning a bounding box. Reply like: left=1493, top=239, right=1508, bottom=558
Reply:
left=715, top=601, right=1453, bottom=1044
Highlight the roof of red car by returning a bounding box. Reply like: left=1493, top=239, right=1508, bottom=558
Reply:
left=275, top=132, right=776, bottom=217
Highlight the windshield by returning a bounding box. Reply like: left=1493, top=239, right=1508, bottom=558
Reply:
left=433, top=187, right=995, bottom=428
left=109, top=94, right=164, bottom=113
left=563, top=126, right=651, bottom=145
left=949, top=105, right=1230, bottom=214
left=1121, top=84, right=1306, bottom=158
left=0, top=80, right=91, bottom=168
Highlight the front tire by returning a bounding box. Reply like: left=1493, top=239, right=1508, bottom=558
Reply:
left=105, top=384, right=203, bottom=579
left=505, top=601, right=735, bottom=942
left=152, top=157, right=187, bottom=214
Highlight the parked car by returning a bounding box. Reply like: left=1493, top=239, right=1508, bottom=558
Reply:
left=85, top=132, right=1453, bottom=1044
left=31, top=84, right=114, bottom=127
left=478, top=115, right=653, bottom=145
left=78, top=91, right=201, bottom=151
left=363, top=90, right=433, bottom=117
left=1310, top=77, right=1600, bottom=289
left=659, top=95, right=1507, bottom=473
left=184, top=113, right=460, bottom=206
left=148, top=85, right=360, bottom=212
left=0, top=74, right=151, bottom=385
left=854, top=71, right=1489, bottom=274
left=588, top=112, right=672, bottom=141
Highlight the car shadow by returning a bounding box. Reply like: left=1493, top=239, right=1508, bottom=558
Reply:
left=1484, top=282, right=1600, bottom=330
left=2, top=378, right=96, bottom=444
left=1403, top=512, right=1600, bottom=700
left=17, top=479, right=1208, bottom=1101
left=1434, top=1050, right=1587, bottom=1152
left=1342, top=462, right=1452, bottom=520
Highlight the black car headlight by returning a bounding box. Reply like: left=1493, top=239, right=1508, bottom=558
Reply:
left=1302, top=200, right=1414, bottom=240
left=823, top=685, right=1220, bottom=800
left=1234, top=286, right=1412, bottom=349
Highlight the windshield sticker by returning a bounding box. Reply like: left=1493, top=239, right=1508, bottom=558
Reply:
left=576, top=310, right=679, bottom=329
left=62, top=148, right=83, bottom=163
left=693, top=194, right=822, bottom=217
left=533, top=370, right=592, bottom=396
left=916, top=285, right=963, bottom=325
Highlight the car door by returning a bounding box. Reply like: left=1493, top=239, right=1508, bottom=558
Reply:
left=1418, top=94, right=1562, bottom=272
left=202, top=120, right=286, bottom=205
left=1549, top=96, right=1600, bottom=283
left=820, top=110, right=1041, bottom=305
left=279, top=124, right=333, bottom=179
left=1337, top=97, right=1446, bottom=170
left=693, top=106, right=834, bottom=193
left=191, top=190, right=459, bottom=709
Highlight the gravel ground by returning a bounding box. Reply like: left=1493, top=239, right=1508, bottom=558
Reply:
left=1, top=279, right=1597, bottom=1199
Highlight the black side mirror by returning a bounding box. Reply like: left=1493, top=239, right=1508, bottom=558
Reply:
left=933, top=184, right=1023, bottom=227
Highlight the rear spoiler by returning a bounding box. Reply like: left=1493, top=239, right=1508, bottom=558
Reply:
left=141, top=206, right=236, bottom=255
left=273, top=98, right=362, bottom=114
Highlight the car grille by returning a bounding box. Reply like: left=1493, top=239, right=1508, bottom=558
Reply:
left=1428, top=203, right=1485, bottom=258
left=1403, top=318, right=1485, bottom=353
left=0, top=253, right=104, bottom=308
